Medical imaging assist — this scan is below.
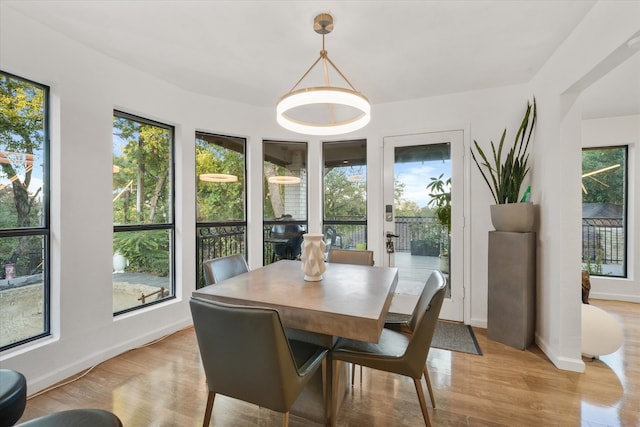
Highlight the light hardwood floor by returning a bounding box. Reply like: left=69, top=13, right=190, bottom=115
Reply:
left=17, top=299, right=639, bottom=426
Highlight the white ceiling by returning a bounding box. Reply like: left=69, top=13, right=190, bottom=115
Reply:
left=4, top=0, right=639, bottom=119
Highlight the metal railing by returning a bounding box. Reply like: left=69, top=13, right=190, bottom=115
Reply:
left=322, top=217, right=444, bottom=255
left=194, top=216, right=624, bottom=284
left=394, top=216, right=443, bottom=254
left=323, top=222, right=367, bottom=250
left=582, top=217, right=624, bottom=265
left=196, top=224, right=246, bottom=288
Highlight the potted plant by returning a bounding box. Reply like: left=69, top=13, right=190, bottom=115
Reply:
left=471, top=98, right=537, bottom=231
left=409, top=228, right=440, bottom=256
left=427, top=174, right=451, bottom=272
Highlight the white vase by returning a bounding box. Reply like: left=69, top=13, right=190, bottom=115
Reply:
left=439, top=254, right=449, bottom=274
left=300, top=233, right=326, bottom=281
left=113, top=253, right=128, bottom=273
left=490, top=202, right=535, bottom=232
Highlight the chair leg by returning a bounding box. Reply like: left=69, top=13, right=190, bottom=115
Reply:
left=203, top=391, right=215, bottom=427
left=283, top=411, right=289, bottom=427
left=321, top=358, right=327, bottom=413
left=331, top=359, right=340, bottom=426
left=423, top=365, right=436, bottom=408
left=413, top=378, right=432, bottom=427
left=350, top=363, right=355, bottom=386
left=350, top=363, right=363, bottom=386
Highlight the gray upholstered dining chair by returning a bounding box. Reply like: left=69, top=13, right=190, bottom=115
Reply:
left=0, top=369, right=122, bottom=427
left=330, top=270, right=446, bottom=426
left=15, top=409, right=122, bottom=426
left=326, top=248, right=374, bottom=383
left=383, top=270, right=447, bottom=408
left=189, top=297, right=328, bottom=427
left=202, top=253, right=248, bottom=286
left=327, top=248, right=374, bottom=266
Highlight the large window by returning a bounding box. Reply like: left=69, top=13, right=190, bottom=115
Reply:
left=0, top=71, right=50, bottom=350
left=323, top=139, right=367, bottom=251
left=582, top=146, right=628, bottom=277
left=112, top=111, right=174, bottom=313
left=263, top=140, right=307, bottom=265
left=195, top=132, right=246, bottom=288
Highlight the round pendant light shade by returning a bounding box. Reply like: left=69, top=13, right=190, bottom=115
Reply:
left=276, top=13, right=370, bottom=136
left=268, top=175, right=301, bottom=185
left=199, top=173, right=238, bottom=183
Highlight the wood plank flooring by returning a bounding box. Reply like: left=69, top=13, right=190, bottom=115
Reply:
left=17, top=299, right=639, bottom=426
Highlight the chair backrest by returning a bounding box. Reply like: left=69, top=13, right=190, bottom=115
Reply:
left=189, top=297, right=318, bottom=413
left=406, top=270, right=446, bottom=332
left=202, top=253, right=248, bottom=285
left=402, top=270, right=447, bottom=378
left=327, top=248, right=374, bottom=266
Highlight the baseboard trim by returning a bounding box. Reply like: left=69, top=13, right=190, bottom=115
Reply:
left=27, top=318, right=192, bottom=395
left=535, top=333, right=585, bottom=373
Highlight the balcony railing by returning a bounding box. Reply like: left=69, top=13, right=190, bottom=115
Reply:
left=394, top=216, right=443, bottom=254
left=196, top=224, right=246, bottom=288
left=582, top=217, right=624, bottom=272
left=195, top=217, right=624, bottom=273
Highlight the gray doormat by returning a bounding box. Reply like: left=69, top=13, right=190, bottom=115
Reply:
left=432, top=321, right=483, bottom=355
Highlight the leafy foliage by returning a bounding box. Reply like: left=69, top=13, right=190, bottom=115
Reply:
left=323, top=166, right=366, bottom=220
left=113, top=230, right=169, bottom=276
left=0, top=72, right=45, bottom=229
left=113, top=115, right=173, bottom=276
left=196, top=137, right=245, bottom=222
left=583, top=256, right=604, bottom=276
left=113, top=116, right=171, bottom=224
left=426, top=174, right=451, bottom=256
left=1, top=72, right=46, bottom=273
left=582, top=147, right=625, bottom=204
left=426, top=174, right=451, bottom=232
left=471, top=98, right=537, bottom=204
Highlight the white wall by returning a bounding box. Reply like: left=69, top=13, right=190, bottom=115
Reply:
left=582, top=115, right=640, bottom=302
left=368, top=87, right=532, bottom=327
left=530, top=1, right=640, bottom=372
left=0, top=5, right=268, bottom=393
left=2, top=1, right=639, bottom=392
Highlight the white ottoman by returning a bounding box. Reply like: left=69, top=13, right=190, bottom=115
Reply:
left=581, top=303, right=624, bottom=358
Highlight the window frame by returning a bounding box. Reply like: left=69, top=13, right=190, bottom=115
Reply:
left=195, top=131, right=247, bottom=288
left=0, top=70, right=51, bottom=350
left=112, top=110, right=176, bottom=315
left=262, top=140, right=309, bottom=265
left=581, top=145, right=628, bottom=278
left=322, top=139, right=368, bottom=250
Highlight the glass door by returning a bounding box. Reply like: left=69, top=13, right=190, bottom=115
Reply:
left=383, top=130, right=464, bottom=321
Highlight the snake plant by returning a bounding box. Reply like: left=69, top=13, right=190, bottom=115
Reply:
left=471, top=98, right=537, bottom=204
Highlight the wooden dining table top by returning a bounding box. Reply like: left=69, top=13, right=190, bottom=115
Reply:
left=192, top=259, right=398, bottom=343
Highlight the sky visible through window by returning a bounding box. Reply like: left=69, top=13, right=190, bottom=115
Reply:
left=396, top=160, right=450, bottom=209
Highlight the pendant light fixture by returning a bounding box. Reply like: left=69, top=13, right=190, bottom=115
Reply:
left=199, top=173, right=238, bottom=183
left=276, top=13, right=370, bottom=136
left=268, top=175, right=301, bottom=185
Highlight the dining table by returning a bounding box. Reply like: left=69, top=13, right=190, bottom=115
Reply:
left=192, top=259, right=399, bottom=425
